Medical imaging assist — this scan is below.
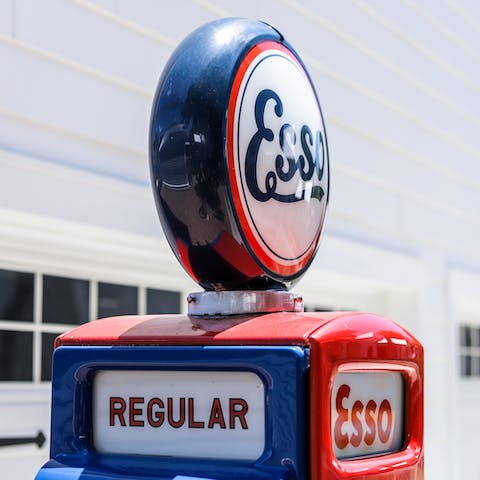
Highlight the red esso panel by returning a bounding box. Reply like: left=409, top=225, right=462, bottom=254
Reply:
left=332, top=372, right=404, bottom=459
left=309, top=313, right=424, bottom=480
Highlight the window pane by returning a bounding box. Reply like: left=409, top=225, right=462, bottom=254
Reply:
left=146, top=289, right=181, bottom=314
left=305, top=305, right=334, bottom=312
left=0, top=330, right=33, bottom=381
left=43, top=275, right=89, bottom=325
left=461, top=355, right=472, bottom=377
left=41, top=333, right=59, bottom=381
left=473, top=356, right=480, bottom=377
left=98, top=283, right=138, bottom=319
left=460, top=326, right=472, bottom=347
left=0, top=269, right=34, bottom=322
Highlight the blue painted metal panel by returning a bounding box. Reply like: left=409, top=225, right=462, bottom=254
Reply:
left=37, top=346, right=309, bottom=480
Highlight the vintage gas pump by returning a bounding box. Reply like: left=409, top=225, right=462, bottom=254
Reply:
left=35, top=18, right=423, bottom=480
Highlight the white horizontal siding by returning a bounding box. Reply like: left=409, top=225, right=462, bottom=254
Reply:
left=113, top=0, right=219, bottom=42
left=0, top=1, right=13, bottom=35
left=330, top=128, right=480, bottom=237
left=0, top=113, right=147, bottom=184
left=14, top=0, right=173, bottom=91
left=0, top=149, right=159, bottom=235
left=357, top=0, right=480, bottom=90
left=0, top=40, right=150, bottom=153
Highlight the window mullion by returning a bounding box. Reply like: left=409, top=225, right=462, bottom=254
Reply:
left=33, top=273, right=43, bottom=384
left=90, top=280, right=98, bottom=322
left=139, top=286, right=146, bottom=316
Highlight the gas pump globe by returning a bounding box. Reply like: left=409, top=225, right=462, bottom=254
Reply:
left=36, top=18, right=423, bottom=480
left=149, top=18, right=329, bottom=292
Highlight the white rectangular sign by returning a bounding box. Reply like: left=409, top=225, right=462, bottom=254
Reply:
left=331, top=372, right=404, bottom=459
left=93, top=370, right=265, bottom=460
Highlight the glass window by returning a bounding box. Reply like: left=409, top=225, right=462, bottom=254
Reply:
left=305, top=305, right=334, bottom=312
left=98, top=282, right=138, bottom=319
left=459, top=325, right=480, bottom=377
left=460, top=325, right=472, bottom=347
left=41, top=332, right=59, bottom=381
left=0, top=269, right=34, bottom=322
left=146, top=288, right=181, bottom=314
left=461, top=354, right=472, bottom=377
left=0, top=330, right=33, bottom=381
left=472, top=356, right=480, bottom=377
left=43, top=275, right=89, bottom=325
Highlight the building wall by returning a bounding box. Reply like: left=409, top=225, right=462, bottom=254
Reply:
left=1, top=1, right=480, bottom=478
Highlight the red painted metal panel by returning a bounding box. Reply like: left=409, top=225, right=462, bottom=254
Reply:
left=56, top=311, right=345, bottom=347
left=309, top=313, right=424, bottom=480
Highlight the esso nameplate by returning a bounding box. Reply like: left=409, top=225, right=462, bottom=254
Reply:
left=332, top=372, right=404, bottom=460
left=93, top=370, right=265, bottom=460
left=227, top=41, right=328, bottom=278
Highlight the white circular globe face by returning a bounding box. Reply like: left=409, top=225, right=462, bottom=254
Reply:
left=227, top=41, right=329, bottom=277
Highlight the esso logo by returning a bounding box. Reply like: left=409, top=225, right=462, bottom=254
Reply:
left=227, top=41, right=329, bottom=278
left=334, top=385, right=393, bottom=449
left=331, top=372, right=404, bottom=460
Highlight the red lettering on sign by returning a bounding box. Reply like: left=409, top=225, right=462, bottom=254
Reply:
left=229, top=398, right=248, bottom=429
left=364, top=400, right=377, bottom=446
left=147, top=398, right=164, bottom=428
left=333, top=384, right=349, bottom=449
left=108, top=396, right=250, bottom=430
left=350, top=400, right=363, bottom=448
left=188, top=397, right=205, bottom=428
left=110, top=397, right=126, bottom=426
left=129, top=397, right=144, bottom=427
left=378, top=399, right=393, bottom=443
left=333, top=384, right=394, bottom=450
left=208, top=397, right=226, bottom=429
left=167, top=397, right=185, bottom=428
